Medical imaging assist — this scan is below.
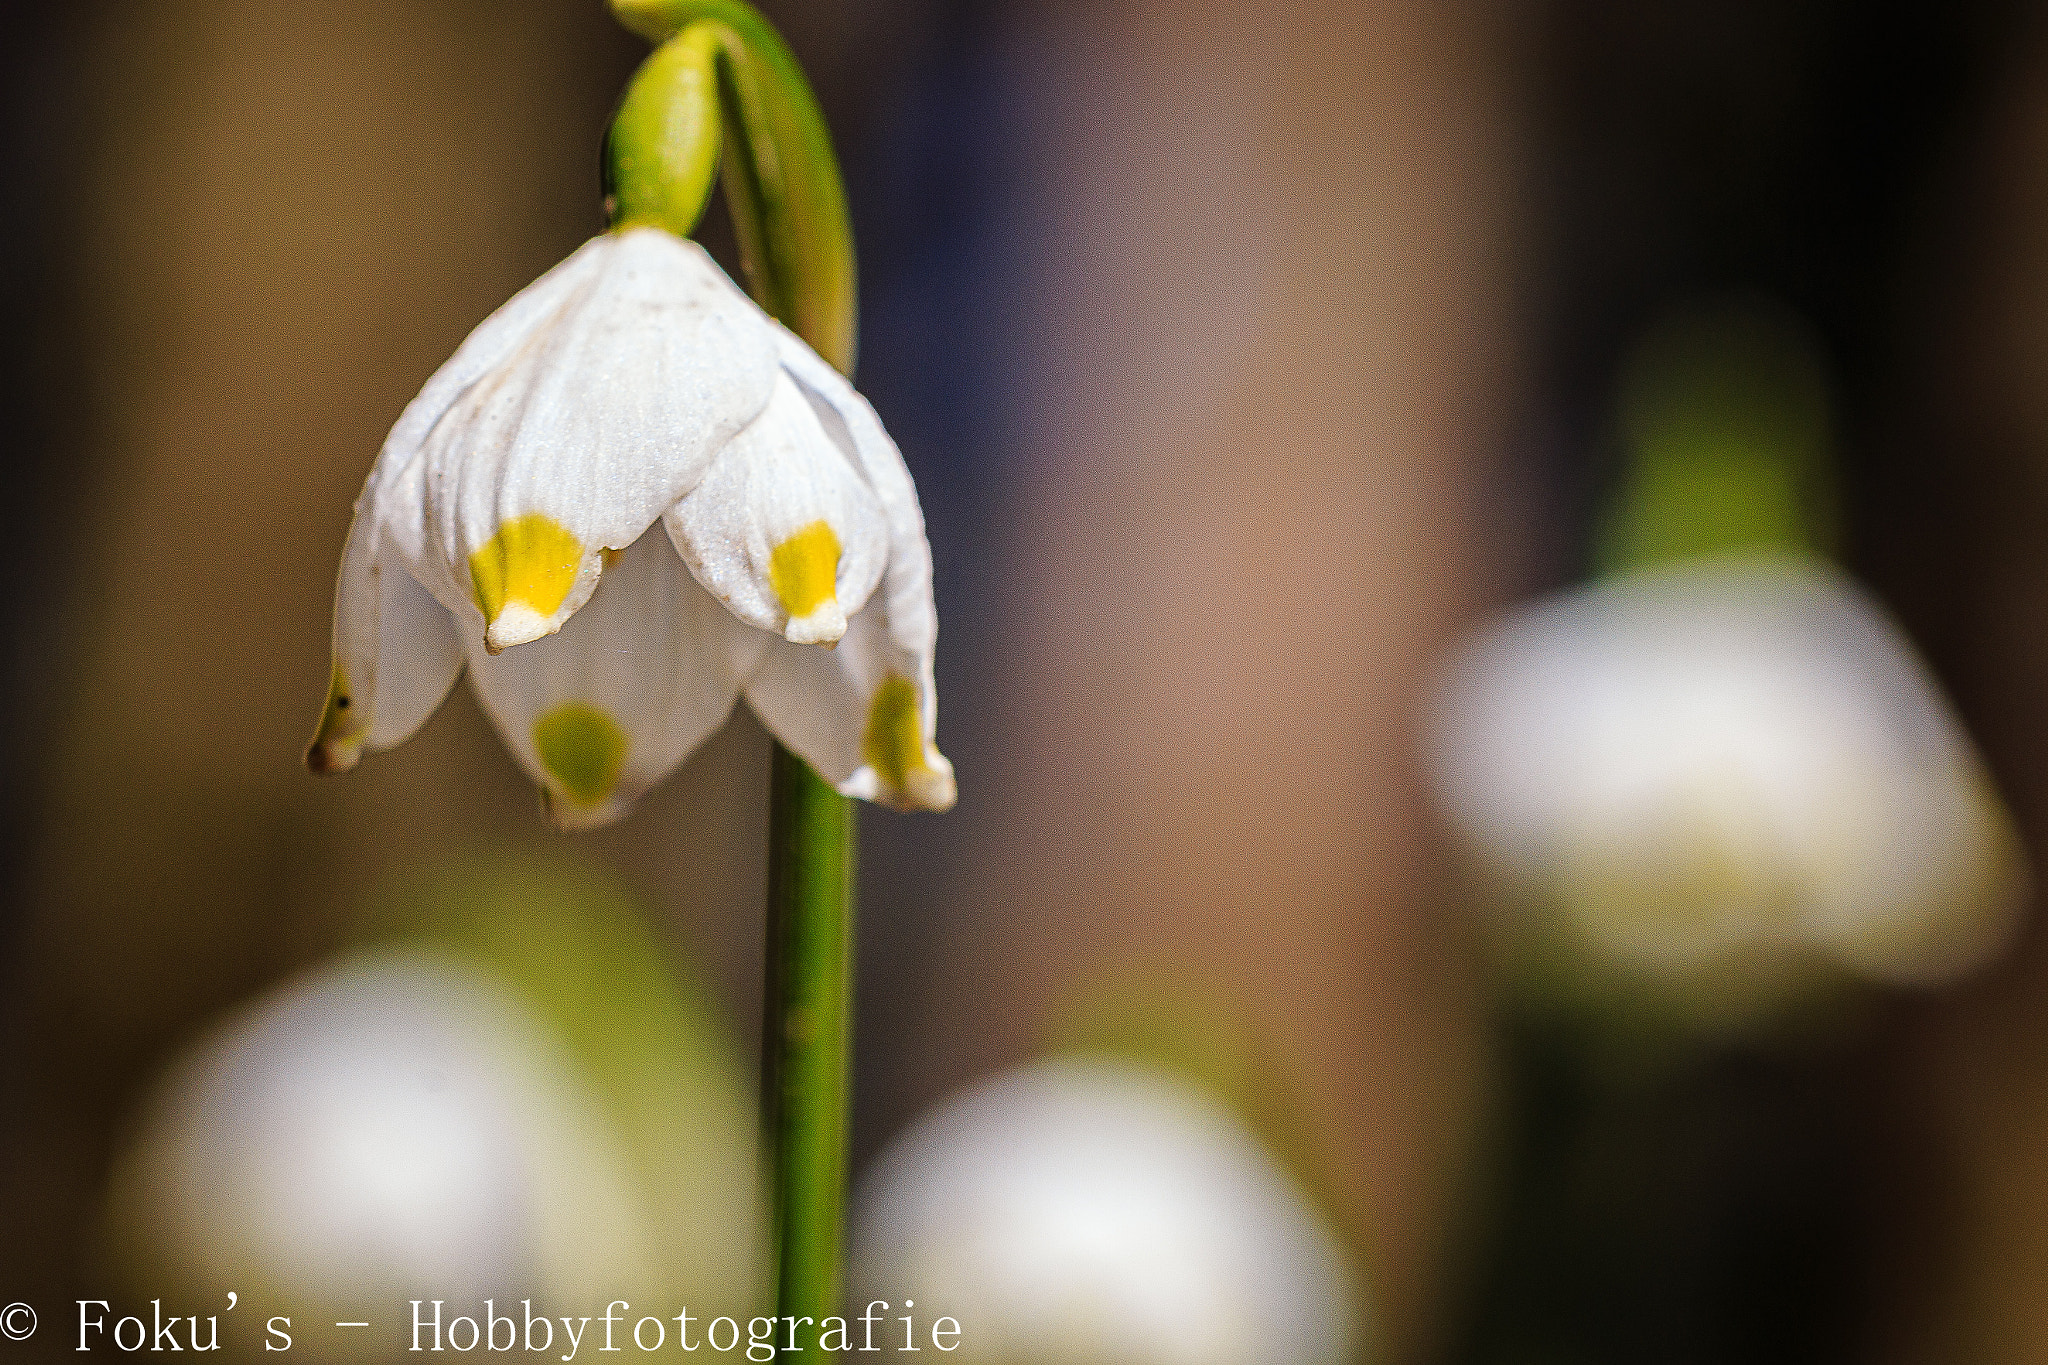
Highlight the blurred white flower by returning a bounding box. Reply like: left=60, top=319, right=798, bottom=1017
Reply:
left=102, top=951, right=757, bottom=1343
left=307, top=225, right=953, bottom=826
left=1428, top=554, right=2026, bottom=997
left=852, top=1057, right=1362, bottom=1365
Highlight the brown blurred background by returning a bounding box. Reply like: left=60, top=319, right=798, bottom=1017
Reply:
left=4, top=0, right=2048, bottom=1362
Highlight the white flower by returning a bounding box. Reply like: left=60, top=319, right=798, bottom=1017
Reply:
left=307, top=226, right=954, bottom=827
left=100, top=951, right=759, bottom=1327
left=851, top=1058, right=1363, bottom=1365
left=1428, top=553, right=2027, bottom=998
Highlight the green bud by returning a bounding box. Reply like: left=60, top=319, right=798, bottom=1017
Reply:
left=607, top=0, right=857, bottom=375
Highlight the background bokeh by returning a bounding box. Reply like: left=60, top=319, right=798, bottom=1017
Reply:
left=4, top=0, right=2048, bottom=1361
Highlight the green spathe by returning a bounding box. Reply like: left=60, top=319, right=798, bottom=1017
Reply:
left=606, top=0, right=856, bottom=373
left=1595, top=295, right=1838, bottom=574
left=606, top=24, right=724, bottom=243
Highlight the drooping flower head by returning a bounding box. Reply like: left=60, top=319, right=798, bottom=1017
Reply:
left=1428, top=554, right=2027, bottom=1015
left=1426, top=300, right=2026, bottom=1026
left=852, top=1058, right=1363, bottom=1365
left=103, top=874, right=763, bottom=1325
left=307, top=22, right=952, bottom=828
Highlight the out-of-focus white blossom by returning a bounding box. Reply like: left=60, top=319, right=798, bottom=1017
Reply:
left=852, top=1057, right=1362, bottom=1365
left=103, top=950, right=758, bottom=1351
left=1428, top=553, right=2026, bottom=1004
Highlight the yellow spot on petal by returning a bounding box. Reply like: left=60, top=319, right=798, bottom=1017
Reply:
left=863, top=673, right=954, bottom=810
left=769, top=521, right=842, bottom=623
left=533, top=701, right=628, bottom=809
left=306, top=663, right=364, bottom=774
left=470, top=512, right=582, bottom=632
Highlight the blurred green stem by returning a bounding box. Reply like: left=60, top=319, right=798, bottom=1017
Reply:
left=1446, top=1011, right=1858, bottom=1364
left=607, top=2, right=861, bottom=1354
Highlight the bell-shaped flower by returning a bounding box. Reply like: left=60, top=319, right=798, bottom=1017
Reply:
left=1427, top=553, right=2027, bottom=1013
left=306, top=226, right=954, bottom=827
left=103, top=942, right=760, bottom=1324
left=852, top=1057, right=1363, bottom=1365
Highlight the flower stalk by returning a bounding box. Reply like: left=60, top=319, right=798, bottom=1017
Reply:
left=762, top=746, right=855, bottom=1355
left=609, top=2, right=861, bottom=1353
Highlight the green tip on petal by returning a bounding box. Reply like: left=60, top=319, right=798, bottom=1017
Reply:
left=862, top=674, right=956, bottom=811
left=534, top=701, right=630, bottom=820
left=770, top=519, right=846, bottom=644
left=469, top=512, right=584, bottom=654
left=307, top=663, right=365, bottom=774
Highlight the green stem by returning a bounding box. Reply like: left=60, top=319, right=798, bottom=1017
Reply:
left=762, top=745, right=855, bottom=1356
left=605, top=6, right=861, bottom=1349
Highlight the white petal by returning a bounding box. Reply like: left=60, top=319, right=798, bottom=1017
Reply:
left=308, top=467, right=464, bottom=774
left=365, top=236, right=617, bottom=576
left=770, top=327, right=940, bottom=670
left=852, top=1060, right=1363, bottom=1365
left=745, top=592, right=955, bottom=813
left=1428, top=553, right=2028, bottom=990
left=741, top=329, right=951, bottom=809
left=420, top=227, right=780, bottom=653
left=386, top=240, right=616, bottom=485
left=662, top=370, right=888, bottom=646
left=463, top=529, right=765, bottom=829
left=309, top=245, right=618, bottom=769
